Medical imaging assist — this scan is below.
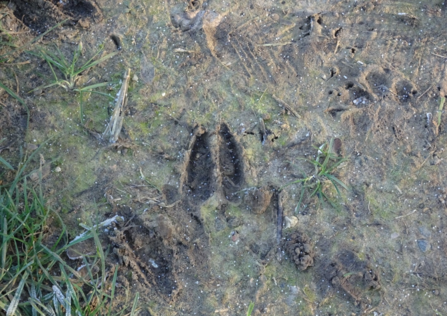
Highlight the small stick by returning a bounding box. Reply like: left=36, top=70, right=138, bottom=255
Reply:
left=277, top=190, right=283, bottom=245
left=395, top=209, right=417, bottom=219
left=432, top=52, right=447, bottom=59
left=258, top=42, right=292, bottom=47
left=173, top=48, right=196, bottom=53
left=0, top=61, right=31, bottom=66
left=417, top=84, right=433, bottom=101
left=103, top=68, right=131, bottom=143
left=272, top=94, right=301, bottom=118
left=259, top=118, right=267, bottom=144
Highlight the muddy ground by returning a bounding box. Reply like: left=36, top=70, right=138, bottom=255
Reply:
left=1, top=0, right=447, bottom=315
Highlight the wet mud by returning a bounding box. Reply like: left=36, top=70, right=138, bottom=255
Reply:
left=3, top=0, right=447, bottom=315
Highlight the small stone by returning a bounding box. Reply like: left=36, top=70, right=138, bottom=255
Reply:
left=417, top=239, right=430, bottom=252
left=284, top=216, right=298, bottom=228
left=55, top=166, right=62, bottom=173
left=25, top=143, right=38, bottom=151
left=132, top=74, right=139, bottom=82
left=390, top=232, right=399, bottom=239
left=353, top=96, right=368, bottom=106
left=418, top=226, right=431, bottom=238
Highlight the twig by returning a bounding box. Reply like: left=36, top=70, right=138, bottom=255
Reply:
left=395, top=209, right=417, bottom=219
left=272, top=94, right=301, bottom=118
left=103, top=68, right=131, bottom=143
left=276, top=190, right=283, bottom=245
left=0, top=61, right=31, bottom=66
left=258, top=42, right=292, bottom=47
left=432, top=52, right=447, bottom=59
left=14, top=72, right=19, bottom=94
left=417, top=84, right=433, bottom=101
left=173, top=48, right=196, bottom=53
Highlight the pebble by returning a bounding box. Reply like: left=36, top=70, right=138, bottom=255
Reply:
left=418, top=226, right=431, bottom=238
left=284, top=216, right=298, bottom=229
left=417, top=239, right=430, bottom=252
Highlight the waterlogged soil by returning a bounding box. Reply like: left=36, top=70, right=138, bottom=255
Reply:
left=1, top=0, right=447, bottom=315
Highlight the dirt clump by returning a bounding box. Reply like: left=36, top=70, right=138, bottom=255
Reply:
left=284, top=231, right=315, bottom=271
left=243, top=186, right=274, bottom=214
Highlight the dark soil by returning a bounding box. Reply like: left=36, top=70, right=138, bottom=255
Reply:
left=11, top=0, right=102, bottom=33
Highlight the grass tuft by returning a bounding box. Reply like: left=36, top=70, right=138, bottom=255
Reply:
left=31, top=42, right=116, bottom=92
left=283, top=138, right=348, bottom=213
left=0, top=152, right=138, bottom=315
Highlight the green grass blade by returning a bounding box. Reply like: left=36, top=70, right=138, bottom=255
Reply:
left=40, top=51, right=68, bottom=77
left=130, top=292, right=139, bottom=316
left=0, top=81, right=29, bottom=129
left=84, top=90, right=115, bottom=99
left=44, top=55, right=61, bottom=82
left=326, top=175, right=342, bottom=197
left=280, top=178, right=307, bottom=190
left=70, top=42, right=83, bottom=75
left=0, top=81, right=26, bottom=106
left=74, top=52, right=117, bottom=76
left=60, top=265, right=82, bottom=312
left=308, top=182, right=321, bottom=198
left=246, top=302, right=254, bottom=316
left=9, top=137, right=53, bottom=194
left=294, top=185, right=306, bottom=214
left=320, top=190, right=340, bottom=211
left=1, top=216, right=7, bottom=271
left=6, top=271, right=29, bottom=316
left=438, top=97, right=445, bottom=127
left=0, top=156, right=14, bottom=170
left=107, top=267, right=119, bottom=316
left=0, top=261, right=33, bottom=297
left=40, top=245, right=86, bottom=282
left=74, top=82, right=109, bottom=92
left=325, top=157, right=347, bottom=174
left=64, top=287, right=71, bottom=316
left=29, top=298, right=56, bottom=316
left=326, top=174, right=348, bottom=191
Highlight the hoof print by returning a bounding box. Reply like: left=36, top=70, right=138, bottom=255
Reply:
left=183, top=125, right=215, bottom=202
left=109, top=215, right=179, bottom=303
left=324, top=250, right=381, bottom=305
left=218, top=123, right=244, bottom=202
